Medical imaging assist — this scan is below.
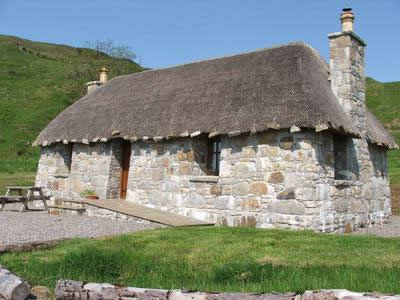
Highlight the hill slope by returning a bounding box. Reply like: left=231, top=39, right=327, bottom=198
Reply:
left=0, top=35, right=144, bottom=172
left=366, top=78, right=400, bottom=184
left=0, top=35, right=399, bottom=186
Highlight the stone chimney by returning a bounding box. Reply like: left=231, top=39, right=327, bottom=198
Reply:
left=86, top=66, right=109, bottom=94
left=329, top=8, right=367, bottom=135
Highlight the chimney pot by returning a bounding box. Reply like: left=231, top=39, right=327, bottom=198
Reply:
left=99, top=66, right=109, bottom=83
left=341, top=8, right=355, bottom=32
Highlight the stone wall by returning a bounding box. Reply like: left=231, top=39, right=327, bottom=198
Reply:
left=36, top=140, right=123, bottom=200
left=55, top=280, right=400, bottom=300
left=321, top=140, right=391, bottom=232
left=35, top=128, right=390, bottom=232
left=325, top=30, right=391, bottom=231
left=329, top=32, right=366, bottom=135
left=125, top=130, right=390, bottom=232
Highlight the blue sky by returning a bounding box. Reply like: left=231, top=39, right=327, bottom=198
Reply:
left=0, top=0, right=399, bottom=82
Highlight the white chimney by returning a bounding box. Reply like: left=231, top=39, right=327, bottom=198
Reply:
left=341, top=8, right=355, bottom=32
left=87, top=66, right=109, bottom=94
left=99, top=66, right=109, bottom=83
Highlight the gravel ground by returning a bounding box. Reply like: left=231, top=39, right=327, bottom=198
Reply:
left=0, top=210, right=163, bottom=247
left=0, top=208, right=398, bottom=248
left=350, top=216, right=400, bottom=238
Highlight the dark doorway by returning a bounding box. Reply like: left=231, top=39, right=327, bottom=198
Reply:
left=120, top=141, right=131, bottom=199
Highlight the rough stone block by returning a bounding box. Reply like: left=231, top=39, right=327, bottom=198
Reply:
left=277, top=189, right=296, bottom=200
left=179, top=162, right=192, bottom=175
left=232, top=182, right=249, bottom=195
left=183, top=192, right=207, bottom=209
left=272, top=200, right=305, bottom=215
left=240, top=198, right=261, bottom=211
left=169, top=290, right=208, bottom=300
left=177, top=151, right=187, bottom=161
left=187, top=150, right=196, bottom=162
left=261, top=146, right=279, bottom=157
left=240, top=215, right=257, bottom=227
left=242, top=148, right=256, bottom=158
left=215, top=196, right=232, bottom=210
left=249, top=182, right=268, bottom=195
left=234, top=162, right=256, bottom=178
left=151, top=168, right=164, bottom=181
left=210, top=185, right=222, bottom=196
left=268, top=172, right=284, bottom=184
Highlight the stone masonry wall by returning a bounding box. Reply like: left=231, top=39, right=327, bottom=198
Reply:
left=325, top=31, right=391, bottom=231
left=55, top=280, right=400, bottom=300
left=321, top=140, right=391, bottom=232
left=36, top=140, right=122, bottom=200
left=126, top=130, right=390, bottom=232
left=329, top=32, right=366, bottom=135
left=35, top=130, right=390, bottom=232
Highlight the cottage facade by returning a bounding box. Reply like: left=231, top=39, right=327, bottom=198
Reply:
left=35, top=9, right=397, bottom=232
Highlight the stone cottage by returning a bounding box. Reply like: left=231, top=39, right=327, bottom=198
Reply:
left=35, top=9, right=397, bottom=232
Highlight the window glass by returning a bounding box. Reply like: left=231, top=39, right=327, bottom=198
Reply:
left=207, top=137, right=221, bottom=175
left=333, top=135, right=357, bottom=180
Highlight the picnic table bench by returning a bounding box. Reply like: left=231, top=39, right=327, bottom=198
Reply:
left=0, top=186, right=49, bottom=212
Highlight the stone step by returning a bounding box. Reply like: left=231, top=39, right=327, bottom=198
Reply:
left=48, top=205, right=86, bottom=216
left=54, top=198, right=86, bottom=208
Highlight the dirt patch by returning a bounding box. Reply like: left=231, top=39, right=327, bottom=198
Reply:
left=391, top=184, right=400, bottom=216
left=385, top=118, right=400, bottom=129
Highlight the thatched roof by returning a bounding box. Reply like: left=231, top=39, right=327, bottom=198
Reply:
left=366, top=110, right=398, bottom=149
left=35, top=42, right=396, bottom=149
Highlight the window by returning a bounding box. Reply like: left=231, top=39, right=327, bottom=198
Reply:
left=333, top=135, right=358, bottom=180
left=54, top=143, right=73, bottom=177
left=66, top=144, right=73, bottom=171
left=207, top=137, right=221, bottom=175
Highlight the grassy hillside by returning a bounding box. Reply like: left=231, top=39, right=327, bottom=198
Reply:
left=366, top=78, right=400, bottom=185
left=0, top=35, right=144, bottom=173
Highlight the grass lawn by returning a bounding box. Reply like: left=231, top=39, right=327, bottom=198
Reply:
left=1, top=227, right=400, bottom=293
left=0, top=171, right=36, bottom=194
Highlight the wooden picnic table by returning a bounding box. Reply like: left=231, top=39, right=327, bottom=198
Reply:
left=0, top=186, right=49, bottom=212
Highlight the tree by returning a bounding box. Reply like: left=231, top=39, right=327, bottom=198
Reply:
left=84, top=40, right=137, bottom=77
left=66, top=40, right=142, bottom=101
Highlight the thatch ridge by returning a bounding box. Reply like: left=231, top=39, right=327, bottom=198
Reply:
left=35, top=42, right=394, bottom=149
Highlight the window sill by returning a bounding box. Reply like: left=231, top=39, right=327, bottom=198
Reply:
left=332, top=180, right=361, bottom=187
left=54, top=174, right=69, bottom=179
left=189, top=176, right=219, bottom=183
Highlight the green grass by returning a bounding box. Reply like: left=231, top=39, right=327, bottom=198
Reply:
left=0, top=34, right=144, bottom=173
left=0, top=172, right=36, bottom=194
left=366, top=78, right=400, bottom=185
left=1, top=227, right=400, bottom=293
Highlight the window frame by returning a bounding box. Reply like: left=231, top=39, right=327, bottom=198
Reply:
left=333, top=135, right=355, bottom=181
left=206, top=137, right=221, bottom=176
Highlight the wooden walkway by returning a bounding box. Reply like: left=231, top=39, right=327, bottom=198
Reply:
left=80, top=199, right=214, bottom=227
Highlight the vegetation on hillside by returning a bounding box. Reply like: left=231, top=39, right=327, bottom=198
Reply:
left=1, top=227, right=400, bottom=293
left=0, top=35, right=144, bottom=173
left=366, top=78, right=400, bottom=184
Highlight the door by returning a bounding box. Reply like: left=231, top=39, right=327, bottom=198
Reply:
left=120, top=141, right=131, bottom=199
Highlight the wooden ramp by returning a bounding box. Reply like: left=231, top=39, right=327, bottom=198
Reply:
left=80, top=199, right=214, bottom=227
